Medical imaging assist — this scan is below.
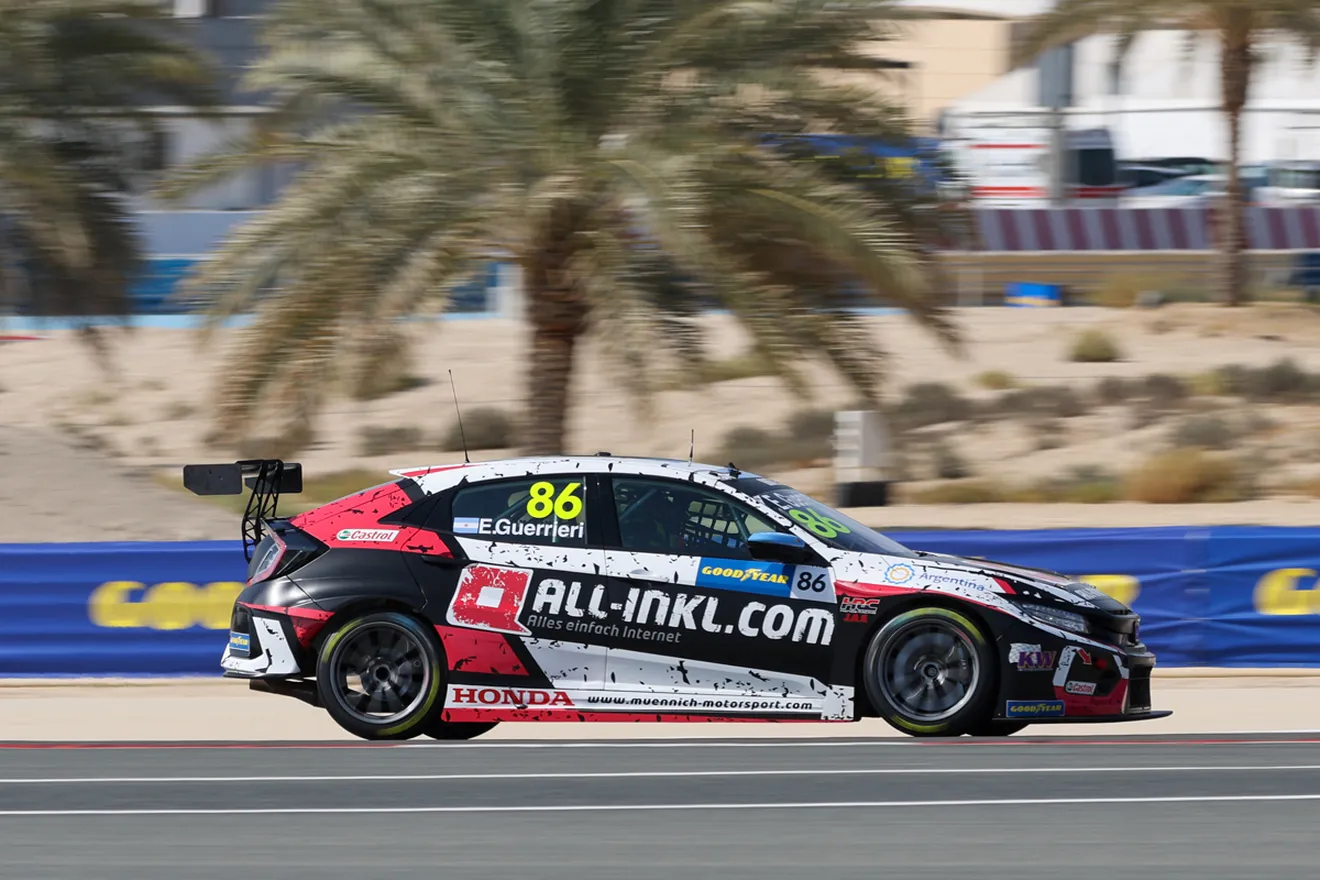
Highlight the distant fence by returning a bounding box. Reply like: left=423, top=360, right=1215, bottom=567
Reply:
left=967, top=205, right=1320, bottom=252
left=4, top=526, right=1320, bottom=676
left=942, top=205, right=1320, bottom=304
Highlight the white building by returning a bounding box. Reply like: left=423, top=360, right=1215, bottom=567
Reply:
left=945, top=28, right=1320, bottom=165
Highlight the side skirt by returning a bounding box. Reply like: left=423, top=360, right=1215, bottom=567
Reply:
left=249, top=677, right=321, bottom=708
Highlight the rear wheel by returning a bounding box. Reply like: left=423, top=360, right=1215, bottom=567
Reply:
left=862, top=606, right=997, bottom=737
left=316, top=611, right=444, bottom=741
left=423, top=720, right=499, bottom=741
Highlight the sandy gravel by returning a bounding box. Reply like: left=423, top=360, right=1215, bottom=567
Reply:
left=0, top=672, right=1314, bottom=741
left=7, top=304, right=1320, bottom=542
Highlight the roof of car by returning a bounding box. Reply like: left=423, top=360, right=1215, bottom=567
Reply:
left=390, top=455, right=752, bottom=487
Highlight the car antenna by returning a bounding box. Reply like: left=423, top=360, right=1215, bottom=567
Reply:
left=689, top=429, right=694, bottom=464
left=449, top=369, right=470, bottom=464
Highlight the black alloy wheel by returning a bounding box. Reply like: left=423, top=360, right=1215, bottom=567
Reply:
left=316, top=611, right=444, bottom=740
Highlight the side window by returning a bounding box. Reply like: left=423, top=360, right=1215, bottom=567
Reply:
left=611, top=478, right=777, bottom=558
left=448, top=477, right=587, bottom=547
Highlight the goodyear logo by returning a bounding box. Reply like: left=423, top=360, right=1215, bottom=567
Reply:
left=89, top=581, right=245, bottom=631
left=1254, top=568, right=1320, bottom=616
left=695, top=560, right=792, bottom=597
left=229, top=631, right=251, bottom=653
left=1005, top=700, right=1066, bottom=719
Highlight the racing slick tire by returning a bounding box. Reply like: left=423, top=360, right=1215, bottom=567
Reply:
left=862, top=606, right=997, bottom=738
left=315, top=611, right=445, bottom=741
left=423, top=720, right=500, bottom=740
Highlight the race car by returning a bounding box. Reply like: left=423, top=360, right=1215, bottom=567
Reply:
left=184, top=455, right=1170, bottom=740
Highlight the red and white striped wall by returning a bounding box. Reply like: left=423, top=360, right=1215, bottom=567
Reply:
left=968, top=206, right=1320, bottom=253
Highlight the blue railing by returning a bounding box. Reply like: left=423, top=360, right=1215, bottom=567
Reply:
left=2, top=526, right=1319, bottom=676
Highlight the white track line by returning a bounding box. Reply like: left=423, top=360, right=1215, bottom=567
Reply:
left=3, top=764, right=1319, bottom=785
left=5, top=793, right=1320, bottom=817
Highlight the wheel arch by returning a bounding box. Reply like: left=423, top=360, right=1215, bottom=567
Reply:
left=849, top=592, right=1000, bottom=718
left=310, top=597, right=447, bottom=670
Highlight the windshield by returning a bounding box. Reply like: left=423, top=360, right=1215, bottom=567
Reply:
left=726, top=478, right=916, bottom=557
left=1143, top=177, right=1219, bottom=197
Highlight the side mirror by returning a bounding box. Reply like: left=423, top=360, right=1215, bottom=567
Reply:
left=747, top=531, right=812, bottom=565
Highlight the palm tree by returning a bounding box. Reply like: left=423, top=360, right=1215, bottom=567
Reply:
left=0, top=0, right=214, bottom=320
left=1015, top=2, right=1320, bottom=308
left=164, top=0, right=960, bottom=456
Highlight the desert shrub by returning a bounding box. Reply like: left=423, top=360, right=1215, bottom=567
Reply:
left=1068, top=329, right=1123, bottom=363
left=1140, top=373, right=1189, bottom=408
left=1241, top=411, right=1280, bottom=435
left=1053, top=465, right=1122, bottom=503
left=1094, top=376, right=1134, bottom=406
left=908, top=480, right=1008, bottom=504
left=161, top=400, right=196, bottom=421
left=718, top=426, right=783, bottom=471
left=975, top=369, right=1016, bottom=391
left=1123, top=449, right=1246, bottom=503
left=441, top=407, right=517, bottom=451
left=1034, top=386, right=1086, bottom=418
left=1018, top=465, right=1122, bottom=504
left=1031, top=418, right=1065, bottom=451
left=1213, top=364, right=1250, bottom=396
left=1169, top=416, right=1235, bottom=451
left=990, top=385, right=1088, bottom=420
left=1187, top=370, right=1229, bottom=397
left=893, top=382, right=971, bottom=430
left=1126, top=401, right=1163, bottom=431
left=1244, top=357, right=1311, bottom=401
left=357, top=425, right=423, bottom=457
left=932, top=442, right=971, bottom=479
left=1278, top=476, right=1320, bottom=499
left=786, top=408, right=836, bottom=440
left=776, top=409, right=836, bottom=463
left=236, top=431, right=309, bottom=461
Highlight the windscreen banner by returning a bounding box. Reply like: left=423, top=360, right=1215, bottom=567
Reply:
left=1, top=527, right=1318, bottom=675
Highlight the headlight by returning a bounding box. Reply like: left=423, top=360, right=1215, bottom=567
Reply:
left=1018, top=602, right=1089, bottom=634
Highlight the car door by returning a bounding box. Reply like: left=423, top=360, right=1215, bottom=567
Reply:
left=411, top=473, right=610, bottom=693
left=599, top=476, right=837, bottom=710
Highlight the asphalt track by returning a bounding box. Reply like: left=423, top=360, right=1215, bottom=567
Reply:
left=0, top=734, right=1318, bottom=880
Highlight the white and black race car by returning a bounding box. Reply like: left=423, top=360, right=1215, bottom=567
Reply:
left=184, top=455, right=1170, bottom=739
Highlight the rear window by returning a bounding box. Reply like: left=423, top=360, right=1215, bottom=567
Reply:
left=447, top=477, right=587, bottom=547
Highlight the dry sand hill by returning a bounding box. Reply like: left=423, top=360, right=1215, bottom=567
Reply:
left=7, top=303, right=1320, bottom=542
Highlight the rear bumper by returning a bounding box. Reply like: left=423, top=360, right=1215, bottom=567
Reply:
left=220, top=604, right=304, bottom=679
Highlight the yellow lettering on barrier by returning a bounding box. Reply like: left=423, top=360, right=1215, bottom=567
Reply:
left=88, top=581, right=147, bottom=628
left=1254, top=568, right=1320, bottom=616
left=1080, top=574, right=1140, bottom=607
left=87, top=581, right=246, bottom=630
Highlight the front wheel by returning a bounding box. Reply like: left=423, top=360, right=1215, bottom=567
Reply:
left=862, top=606, right=997, bottom=737
left=315, top=611, right=445, bottom=741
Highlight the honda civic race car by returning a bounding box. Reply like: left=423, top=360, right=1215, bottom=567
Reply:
left=185, top=455, right=1170, bottom=740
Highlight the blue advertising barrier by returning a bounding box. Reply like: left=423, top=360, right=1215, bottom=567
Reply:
left=2, top=527, right=1320, bottom=676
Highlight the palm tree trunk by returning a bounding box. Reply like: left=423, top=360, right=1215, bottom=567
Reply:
left=521, top=203, right=589, bottom=455
left=1219, top=19, right=1252, bottom=307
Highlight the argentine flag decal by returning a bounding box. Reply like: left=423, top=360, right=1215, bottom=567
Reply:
left=453, top=517, right=482, bottom=534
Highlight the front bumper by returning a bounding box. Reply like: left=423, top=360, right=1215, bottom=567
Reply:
left=996, top=629, right=1170, bottom=723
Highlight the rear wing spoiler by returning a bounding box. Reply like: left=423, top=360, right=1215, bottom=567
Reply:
left=183, top=460, right=303, bottom=561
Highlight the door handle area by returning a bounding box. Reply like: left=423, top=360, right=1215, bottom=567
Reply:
left=630, top=568, right=655, bottom=577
